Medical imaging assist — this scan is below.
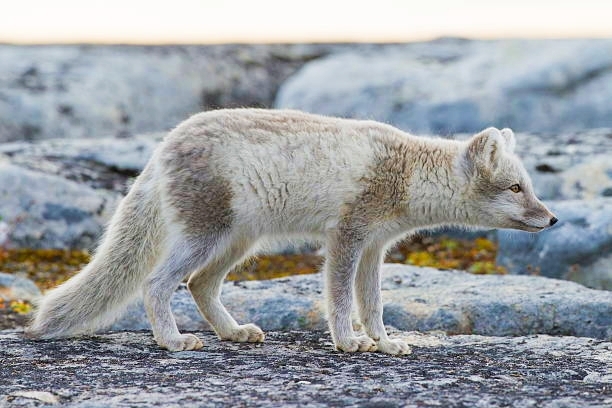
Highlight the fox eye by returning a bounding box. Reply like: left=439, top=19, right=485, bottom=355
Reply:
left=509, top=184, right=521, bottom=193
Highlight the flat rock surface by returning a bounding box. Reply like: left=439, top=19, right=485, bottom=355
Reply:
left=1, top=330, right=610, bottom=407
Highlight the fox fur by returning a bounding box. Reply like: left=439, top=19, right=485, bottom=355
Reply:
left=28, top=109, right=557, bottom=355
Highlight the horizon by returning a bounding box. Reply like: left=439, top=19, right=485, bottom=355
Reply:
left=2, top=35, right=612, bottom=47
left=2, top=0, right=612, bottom=45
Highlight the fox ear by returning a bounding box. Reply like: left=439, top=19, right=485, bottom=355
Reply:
left=464, top=127, right=504, bottom=174
left=500, top=128, right=516, bottom=153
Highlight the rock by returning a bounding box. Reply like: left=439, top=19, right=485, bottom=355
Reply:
left=497, top=198, right=612, bottom=290
left=112, top=277, right=327, bottom=332
left=275, top=39, right=612, bottom=134
left=0, top=162, right=120, bottom=249
left=0, top=44, right=341, bottom=142
left=507, top=129, right=612, bottom=201
left=0, top=329, right=609, bottom=407
left=0, top=273, right=40, bottom=302
left=4, top=41, right=612, bottom=142
left=112, top=265, right=612, bottom=340
left=0, top=133, right=163, bottom=193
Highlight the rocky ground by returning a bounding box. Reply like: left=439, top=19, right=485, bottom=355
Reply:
left=2, top=266, right=609, bottom=406
left=0, top=310, right=28, bottom=331
left=1, top=329, right=610, bottom=407
left=3, top=40, right=612, bottom=143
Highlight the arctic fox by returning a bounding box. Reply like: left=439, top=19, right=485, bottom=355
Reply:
left=28, top=109, right=557, bottom=355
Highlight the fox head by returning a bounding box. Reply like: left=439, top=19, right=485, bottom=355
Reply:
left=458, top=127, right=557, bottom=232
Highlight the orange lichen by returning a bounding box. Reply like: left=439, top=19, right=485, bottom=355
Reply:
left=0, top=236, right=505, bottom=297
left=391, top=236, right=506, bottom=274
left=8, top=300, right=32, bottom=314
left=0, top=248, right=91, bottom=291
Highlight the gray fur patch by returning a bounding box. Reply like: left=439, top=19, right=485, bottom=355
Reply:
left=160, top=136, right=234, bottom=237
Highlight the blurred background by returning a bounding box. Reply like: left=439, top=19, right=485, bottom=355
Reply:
left=0, top=1, right=611, bottom=326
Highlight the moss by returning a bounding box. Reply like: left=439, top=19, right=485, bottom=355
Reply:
left=393, top=236, right=506, bottom=275
left=0, top=248, right=91, bottom=291
left=0, top=237, right=505, bottom=299
left=0, top=299, right=32, bottom=314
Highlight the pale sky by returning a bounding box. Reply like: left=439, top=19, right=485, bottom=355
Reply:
left=1, top=0, right=611, bottom=44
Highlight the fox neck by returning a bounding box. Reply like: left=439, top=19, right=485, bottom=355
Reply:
left=399, top=139, right=474, bottom=229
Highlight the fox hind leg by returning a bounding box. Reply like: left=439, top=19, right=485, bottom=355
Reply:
left=187, top=235, right=265, bottom=343
left=143, top=238, right=217, bottom=351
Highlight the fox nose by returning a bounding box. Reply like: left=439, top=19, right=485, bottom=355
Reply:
left=549, top=217, right=558, bottom=226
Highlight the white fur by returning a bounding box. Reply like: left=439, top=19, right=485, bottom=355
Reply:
left=29, top=109, right=556, bottom=355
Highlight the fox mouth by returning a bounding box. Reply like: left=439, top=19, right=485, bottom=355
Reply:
left=511, top=219, right=546, bottom=232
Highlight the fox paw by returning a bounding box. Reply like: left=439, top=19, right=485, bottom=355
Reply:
left=161, top=334, right=204, bottom=352
left=377, top=338, right=412, bottom=355
left=335, top=335, right=378, bottom=353
left=220, top=323, right=265, bottom=343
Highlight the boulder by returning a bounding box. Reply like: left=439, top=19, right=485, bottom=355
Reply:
left=0, top=133, right=162, bottom=193
left=497, top=198, right=612, bottom=290
left=4, top=40, right=612, bottom=143
left=113, top=275, right=327, bottom=332
left=0, top=44, right=339, bottom=142
left=0, top=161, right=120, bottom=249
left=275, top=39, right=612, bottom=135
left=505, top=128, right=612, bottom=201
left=113, top=265, right=612, bottom=339
left=0, top=273, right=40, bottom=302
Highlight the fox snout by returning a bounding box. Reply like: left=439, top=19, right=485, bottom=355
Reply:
left=517, top=201, right=558, bottom=232
left=538, top=204, right=558, bottom=230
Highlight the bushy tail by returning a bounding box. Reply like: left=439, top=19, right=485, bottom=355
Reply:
left=27, top=164, right=164, bottom=339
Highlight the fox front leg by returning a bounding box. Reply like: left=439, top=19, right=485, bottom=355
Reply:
left=355, top=243, right=411, bottom=355
left=325, top=229, right=377, bottom=353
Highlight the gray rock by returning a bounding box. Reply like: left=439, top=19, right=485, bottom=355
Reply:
left=113, top=265, right=612, bottom=340
left=5, top=40, right=612, bottom=143
left=275, top=39, right=612, bottom=134
left=0, top=44, right=341, bottom=142
left=497, top=198, right=612, bottom=290
left=113, top=276, right=327, bottom=332
left=503, top=129, right=612, bottom=201
left=0, top=273, right=40, bottom=302
left=0, top=133, right=163, bottom=193
left=0, top=161, right=120, bottom=249
left=1, top=329, right=610, bottom=407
